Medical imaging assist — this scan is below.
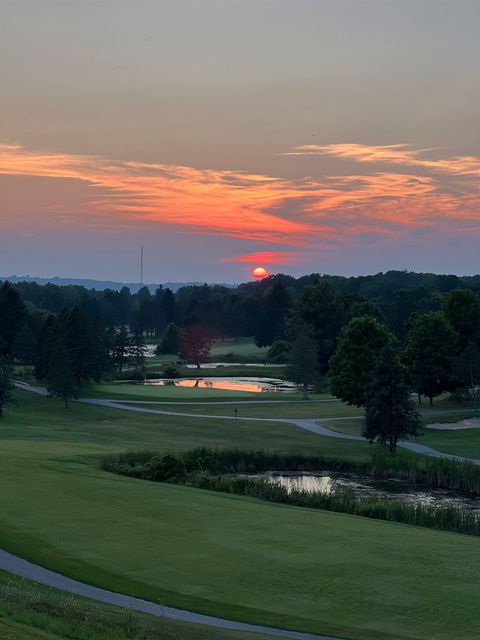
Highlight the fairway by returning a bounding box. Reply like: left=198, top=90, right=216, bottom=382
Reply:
left=421, top=427, right=480, bottom=459
left=0, top=392, right=479, bottom=639
left=122, top=400, right=363, bottom=419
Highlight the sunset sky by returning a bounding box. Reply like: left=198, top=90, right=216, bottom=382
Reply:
left=1, top=0, right=479, bottom=283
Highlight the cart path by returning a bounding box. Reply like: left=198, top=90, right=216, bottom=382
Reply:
left=14, top=383, right=480, bottom=464
left=5, top=382, right=479, bottom=639
left=0, top=549, right=342, bottom=640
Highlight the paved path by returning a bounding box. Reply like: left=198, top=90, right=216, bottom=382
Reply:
left=14, top=382, right=480, bottom=463
left=0, top=549, right=341, bottom=640
left=7, top=381, right=480, bottom=639
left=85, top=397, right=480, bottom=463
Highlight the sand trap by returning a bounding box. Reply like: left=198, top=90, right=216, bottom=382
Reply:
left=427, top=418, right=480, bottom=430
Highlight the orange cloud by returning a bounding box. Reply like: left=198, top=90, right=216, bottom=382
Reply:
left=1, top=142, right=479, bottom=256
left=220, top=251, right=305, bottom=265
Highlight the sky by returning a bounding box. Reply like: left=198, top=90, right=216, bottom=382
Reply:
left=1, top=0, right=479, bottom=283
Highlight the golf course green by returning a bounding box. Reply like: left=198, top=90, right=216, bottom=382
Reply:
left=1, top=390, right=480, bottom=640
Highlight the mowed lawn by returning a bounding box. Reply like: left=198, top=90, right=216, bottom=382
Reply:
left=122, top=400, right=364, bottom=420
left=421, top=427, right=480, bottom=460
left=0, top=393, right=480, bottom=639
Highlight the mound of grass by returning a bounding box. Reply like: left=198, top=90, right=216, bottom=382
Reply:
left=101, top=448, right=480, bottom=535
left=2, top=392, right=480, bottom=638
left=0, top=572, right=279, bottom=640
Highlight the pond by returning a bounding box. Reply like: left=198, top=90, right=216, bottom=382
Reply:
left=143, top=376, right=297, bottom=393
left=257, top=472, right=480, bottom=513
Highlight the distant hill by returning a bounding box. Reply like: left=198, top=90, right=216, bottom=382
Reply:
left=0, top=275, right=235, bottom=293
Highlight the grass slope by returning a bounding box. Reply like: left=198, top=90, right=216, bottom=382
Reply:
left=0, top=572, right=282, bottom=640
left=0, top=393, right=480, bottom=639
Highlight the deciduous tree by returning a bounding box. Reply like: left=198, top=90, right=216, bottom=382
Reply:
left=329, top=316, right=395, bottom=407
left=403, top=312, right=458, bottom=406
left=286, top=334, right=318, bottom=399
left=180, top=325, right=213, bottom=368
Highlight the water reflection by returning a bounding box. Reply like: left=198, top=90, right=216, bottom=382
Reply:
left=261, top=472, right=480, bottom=513
left=144, top=377, right=297, bottom=393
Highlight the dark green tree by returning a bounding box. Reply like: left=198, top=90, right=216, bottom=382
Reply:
left=0, top=282, right=28, bottom=354
left=286, top=334, right=319, bottom=399
left=453, top=342, right=480, bottom=413
left=443, top=289, right=480, bottom=351
left=34, top=315, right=55, bottom=380
left=12, top=324, right=38, bottom=363
left=47, top=340, right=79, bottom=408
left=403, top=312, right=458, bottom=406
left=130, top=332, right=147, bottom=373
left=289, top=282, right=345, bottom=375
left=266, top=340, right=291, bottom=364
left=255, top=281, right=291, bottom=347
left=0, top=357, right=16, bottom=419
left=112, top=326, right=130, bottom=373
left=363, top=344, right=421, bottom=455
left=329, top=316, right=395, bottom=407
left=161, top=288, right=177, bottom=324
left=156, top=323, right=180, bottom=355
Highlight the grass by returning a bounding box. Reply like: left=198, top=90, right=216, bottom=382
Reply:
left=102, top=448, right=480, bottom=535
left=2, top=392, right=480, bottom=638
left=124, top=400, right=364, bottom=419
left=210, top=337, right=269, bottom=361
left=421, top=428, right=480, bottom=460
left=0, top=571, right=284, bottom=640
left=141, top=363, right=286, bottom=378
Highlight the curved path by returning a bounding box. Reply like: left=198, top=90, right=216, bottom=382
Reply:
left=14, top=382, right=480, bottom=463
left=0, top=549, right=341, bottom=640
left=85, top=397, right=480, bottom=464
left=6, top=381, right=479, bottom=640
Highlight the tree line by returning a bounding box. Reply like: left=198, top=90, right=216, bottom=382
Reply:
left=5, top=269, right=480, bottom=344
left=1, top=274, right=479, bottom=452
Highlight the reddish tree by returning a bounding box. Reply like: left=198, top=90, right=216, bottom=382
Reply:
left=180, top=325, right=213, bottom=368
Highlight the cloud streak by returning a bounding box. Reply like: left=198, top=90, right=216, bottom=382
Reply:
left=1, top=142, right=479, bottom=261
left=283, top=143, right=480, bottom=177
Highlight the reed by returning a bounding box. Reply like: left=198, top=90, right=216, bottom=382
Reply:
left=100, top=448, right=480, bottom=536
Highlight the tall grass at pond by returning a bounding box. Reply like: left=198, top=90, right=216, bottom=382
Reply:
left=100, top=448, right=480, bottom=536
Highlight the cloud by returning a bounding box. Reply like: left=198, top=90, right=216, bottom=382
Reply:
left=282, top=143, right=480, bottom=177
left=1, top=142, right=479, bottom=261
left=219, top=251, right=305, bottom=265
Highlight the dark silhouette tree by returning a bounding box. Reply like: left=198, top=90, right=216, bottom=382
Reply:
left=453, top=343, right=480, bottom=413
left=0, top=357, right=15, bottom=418
left=403, top=312, right=458, bottom=406
left=112, top=326, right=130, bottom=373
left=12, top=324, right=38, bottom=363
left=47, top=340, right=79, bottom=408
left=363, top=344, right=421, bottom=455
left=289, top=282, right=345, bottom=375
left=0, top=282, right=27, bottom=354
left=286, top=334, right=318, bottom=399
left=130, top=332, right=147, bottom=373
left=156, top=323, right=180, bottom=355
left=443, top=289, right=480, bottom=351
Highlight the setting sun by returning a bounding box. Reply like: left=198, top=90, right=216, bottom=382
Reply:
left=252, top=266, right=268, bottom=279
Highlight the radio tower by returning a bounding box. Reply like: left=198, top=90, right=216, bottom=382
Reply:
left=140, top=246, right=144, bottom=285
